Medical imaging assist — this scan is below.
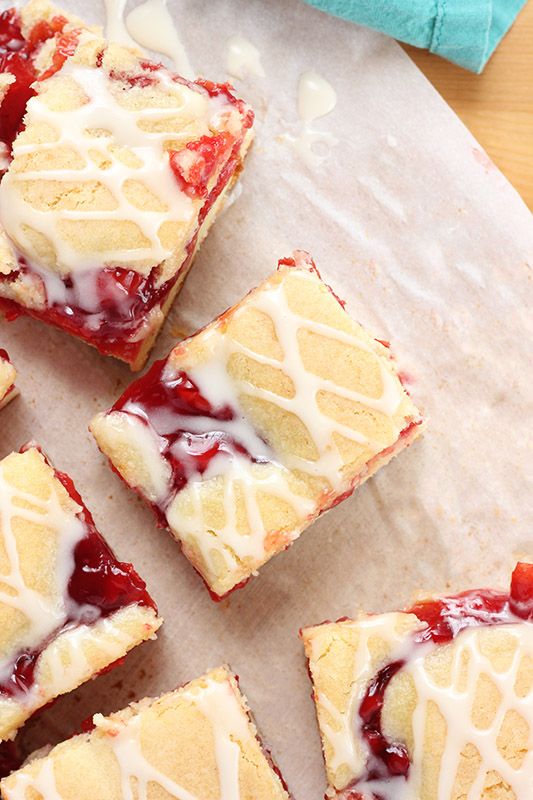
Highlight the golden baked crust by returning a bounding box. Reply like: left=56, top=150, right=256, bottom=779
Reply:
left=0, top=352, right=17, bottom=409
left=0, top=446, right=161, bottom=742
left=302, top=578, right=533, bottom=800
left=1, top=667, right=291, bottom=800
left=91, top=253, right=424, bottom=597
left=0, top=1, right=253, bottom=368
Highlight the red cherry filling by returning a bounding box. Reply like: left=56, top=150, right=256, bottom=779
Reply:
left=0, top=448, right=157, bottom=700
left=0, top=10, right=70, bottom=151
left=358, top=660, right=409, bottom=783
left=38, top=27, right=80, bottom=82
left=510, top=561, right=533, bottom=619
left=110, top=358, right=267, bottom=523
left=0, top=10, right=37, bottom=149
left=169, top=132, right=234, bottom=199
left=349, top=564, right=533, bottom=799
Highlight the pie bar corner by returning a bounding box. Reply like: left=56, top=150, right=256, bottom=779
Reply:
left=301, top=561, right=533, bottom=799
left=0, top=443, right=161, bottom=742
left=1, top=666, right=292, bottom=799
left=91, top=250, right=424, bottom=598
left=0, top=0, right=254, bottom=369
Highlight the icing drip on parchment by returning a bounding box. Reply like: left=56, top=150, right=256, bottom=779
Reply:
left=104, top=0, right=194, bottom=78
left=281, top=70, right=338, bottom=168
left=5, top=675, right=250, bottom=800
left=226, top=35, right=264, bottom=80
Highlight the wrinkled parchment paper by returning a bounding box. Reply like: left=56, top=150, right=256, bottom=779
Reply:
left=1, top=1, right=532, bottom=796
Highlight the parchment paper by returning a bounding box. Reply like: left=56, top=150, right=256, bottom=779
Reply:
left=1, top=1, right=533, bottom=796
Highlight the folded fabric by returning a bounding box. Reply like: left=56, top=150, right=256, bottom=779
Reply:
left=300, top=0, right=528, bottom=73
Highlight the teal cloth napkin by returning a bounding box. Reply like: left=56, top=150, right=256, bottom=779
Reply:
left=301, top=0, right=528, bottom=72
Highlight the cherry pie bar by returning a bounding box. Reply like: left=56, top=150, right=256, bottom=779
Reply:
left=90, top=251, right=424, bottom=598
left=301, top=561, right=533, bottom=800
left=1, top=666, right=291, bottom=799
left=0, top=349, right=17, bottom=409
left=0, top=1, right=254, bottom=369
left=0, top=444, right=161, bottom=742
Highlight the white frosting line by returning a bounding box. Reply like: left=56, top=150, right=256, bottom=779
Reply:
left=311, top=614, right=413, bottom=778
left=234, top=273, right=401, bottom=483
left=92, top=410, right=172, bottom=505
left=226, top=35, right=265, bottom=81
left=407, top=624, right=533, bottom=800
left=317, top=618, right=533, bottom=799
left=7, top=759, right=63, bottom=800
left=39, top=615, right=135, bottom=698
left=0, top=455, right=86, bottom=688
left=103, top=0, right=139, bottom=51
left=0, top=356, right=16, bottom=405
left=126, top=0, right=195, bottom=80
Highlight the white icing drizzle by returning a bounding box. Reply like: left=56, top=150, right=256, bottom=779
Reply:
left=106, top=266, right=404, bottom=580
left=281, top=71, right=338, bottom=168
left=311, top=614, right=414, bottom=779
left=5, top=674, right=250, bottom=800
left=0, top=53, right=231, bottom=274
left=406, top=625, right=533, bottom=800
left=230, top=272, right=402, bottom=484
left=7, top=759, right=63, bottom=800
left=315, top=618, right=533, bottom=800
left=103, top=0, right=139, bottom=51
left=40, top=616, right=134, bottom=697
left=226, top=35, right=265, bottom=81
left=126, top=0, right=195, bottom=80
left=0, top=455, right=86, bottom=689
left=167, top=452, right=316, bottom=571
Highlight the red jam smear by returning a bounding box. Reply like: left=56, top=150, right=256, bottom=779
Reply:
left=0, top=446, right=157, bottom=700
left=109, top=358, right=267, bottom=523
left=0, top=57, right=253, bottom=366
left=169, top=131, right=234, bottom=199
left=348, top=563, right=533, bottom=800
left=0, top=9, right=69, bottom=150
left=38, top=27, right=80, bottom=82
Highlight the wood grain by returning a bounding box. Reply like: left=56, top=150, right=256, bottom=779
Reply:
left=401, top=0, right=533, bottom=211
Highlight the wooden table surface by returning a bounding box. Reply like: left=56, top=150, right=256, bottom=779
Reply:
left=401, top=0, right=533, bottom=212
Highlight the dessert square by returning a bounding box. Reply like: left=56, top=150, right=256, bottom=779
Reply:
left=0, top=349, right=17, bottom=409
left=1, top=666, right=291, bottom=800
left=0, top=1, right=253, bottom=369
left=0, top=444, right=161, bottom=742
left=90, top=251, right=424, bottom=598
left=301, top=562, right=533, bottom=800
